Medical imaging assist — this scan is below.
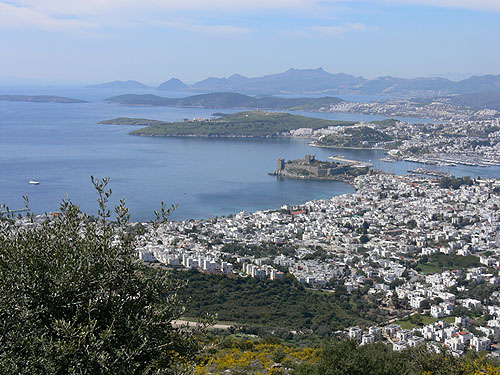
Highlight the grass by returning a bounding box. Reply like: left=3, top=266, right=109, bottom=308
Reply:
left=414, top=254, right=481, bottom=275
left=396, top=314, right=455, bottom=329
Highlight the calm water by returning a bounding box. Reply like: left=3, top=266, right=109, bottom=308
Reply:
left=1, top=86, right=499, bottom=221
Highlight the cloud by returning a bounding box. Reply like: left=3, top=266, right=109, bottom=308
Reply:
left=0, top=2, right=93, bottom=30
left=308, top=22, right=367, bottom=35
left=152, top=20, right=250, bottom=35
left=2, top=0, right=499, bottom=33
left=381, top=0, right=500, bottom=12
left=285, top=22, right=368, bottom=37
left=7, top=0, right=325, bottom=16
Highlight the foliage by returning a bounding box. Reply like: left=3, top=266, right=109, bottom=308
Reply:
left=194, top=338, right=321, bottom=375
left=414, top=253, right=481, bottom=274
left=370, top=119, right=401, bottom=128
left=293, top=340, right=500, bottom=375
left=439, top=176, right=474, bottom=190
left=315, top=126, right=393, bottom=148
left=116, top=111, right=355, bottom=137
left=174, top=270, right=381, bottom=337
left=0, top=178, right=205, bottom=374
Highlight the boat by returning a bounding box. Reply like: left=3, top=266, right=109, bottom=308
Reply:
left=29, top=172, right=40, bottom=185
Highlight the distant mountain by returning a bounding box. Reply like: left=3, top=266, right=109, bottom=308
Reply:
left=104, top=92, right=343, bottom=110
left=157, top=78, right=188, bottom=91
left=0, top=95, right=87, bottom=103
left=88, top=80, right=150, bottom=89
left=444, top=91, right=500, bottom=110
left=351, top=76, right=456, bottom=96
left=155, top=68, right=500, bottom=97
left=190, top=68, right=365, bottom=94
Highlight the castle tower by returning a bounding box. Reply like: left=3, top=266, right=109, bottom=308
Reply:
left=277, top=158, right=285, bottom=170
left=305, top=154, right=315, bottom=164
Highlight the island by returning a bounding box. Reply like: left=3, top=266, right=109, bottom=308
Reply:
left=104, top=92, right=344, bottom=111
left=269, top=154, right=370, bottom=181
left=88, top=80, right=150, bottom=89
left=100, top=111, right=356, bottom=138
left=0, top=95, right=88, bottom=103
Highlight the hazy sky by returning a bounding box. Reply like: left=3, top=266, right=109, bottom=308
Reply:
left=1, top=0, right=499, bottom=84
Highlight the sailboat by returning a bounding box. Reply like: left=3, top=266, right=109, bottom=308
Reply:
left=29, top=172, right=39, bottom=185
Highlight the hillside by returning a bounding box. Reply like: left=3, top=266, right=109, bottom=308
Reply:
left=0, top=95, right=88, bottom=103
left=104, top=92, right=343, bottom=110
left=174, top=270, right=381, bottom=335
left=444, top=91, right=500, bottom=110
left=313, top=126, right=393, bottom=148
left=102, top=111, right=356, bottom=137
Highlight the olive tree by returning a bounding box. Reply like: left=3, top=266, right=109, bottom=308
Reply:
left=0, top=177, right=204, bottom=374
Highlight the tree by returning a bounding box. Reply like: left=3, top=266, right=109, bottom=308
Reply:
left=0, top=178, right=205, bottom=374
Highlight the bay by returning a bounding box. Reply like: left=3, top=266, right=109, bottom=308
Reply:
left=0, top=86, right=498, bottom=221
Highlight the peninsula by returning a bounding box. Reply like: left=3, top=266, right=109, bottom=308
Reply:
left=101, top=111, right=356, bottom=138
left=310, top=124, right=394, bottom=149
left=104, top=92, right=343, bottom=111
left=0, top=95, right=88, bottom=103
left=269, top=154, right=370, bottom=181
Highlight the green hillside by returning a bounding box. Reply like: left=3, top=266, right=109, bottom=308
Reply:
left=174, top=269, right=382, bottom=336
left=109, top=111, right=356, bottom=137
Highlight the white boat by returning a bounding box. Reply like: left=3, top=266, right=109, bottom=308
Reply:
left=29, top=180, right=40, bottom=185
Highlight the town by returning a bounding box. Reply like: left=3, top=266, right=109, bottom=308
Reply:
left=132, top=172, right=500, bottom=357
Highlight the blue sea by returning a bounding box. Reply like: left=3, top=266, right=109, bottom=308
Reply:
left=0, top=86, right=498, bottom=221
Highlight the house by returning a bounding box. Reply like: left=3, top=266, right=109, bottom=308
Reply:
left=361, top=334, right=375, bottom=345
left=349, top=327, right=362, bottom=342
left=470, top=336, right=490, bottom=352
left=393, top=341, right=407, bottom=352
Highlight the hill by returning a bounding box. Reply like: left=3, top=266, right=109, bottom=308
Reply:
left=174, top=269, right=380, bottom=336
left=88, top=80, right=150, bottom=89
left=312, top=126, right=393, bottom=148
left=157, top=78, right=188, bottom=91
left=190, top=68, right=365, bottom=93
left=104, top=92, right=343, bottom=110
left=444, top=91, right=500, bottom=110
left=153, top=68, right=500, bottom=96
left=0, top=95, right=87, bottom=103
left=101, top=111, right=356, bottom=137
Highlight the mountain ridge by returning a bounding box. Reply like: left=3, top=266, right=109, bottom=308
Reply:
left=93, top=68, right=500, bottom=97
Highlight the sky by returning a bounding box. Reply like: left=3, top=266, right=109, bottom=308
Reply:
left=0, top=0, right=499, bottom=84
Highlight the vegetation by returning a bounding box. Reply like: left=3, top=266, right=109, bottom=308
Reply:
left=0, top=178, right=205, bottom=374
left=194, top=338, right=500, bottom=375
left=195, top=337, right=321, bottom=374
left=0, top=95, right=87, bottom=103
left=121, top=111, right=356, bottom=137
left=396, top=314, right=455, bottom=329
left=294, top=339, right=500, bottom=375
left=439, top=176, right=474, bottom=190
left=370, top=119, right=401, bottom=128
left=104, top=92, right=344, bottom=110
left=414, top=253, right=481, bottom=275
left=314, top=126, right=393, bottom=148
left=174, top=270, right=385, bottom=337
